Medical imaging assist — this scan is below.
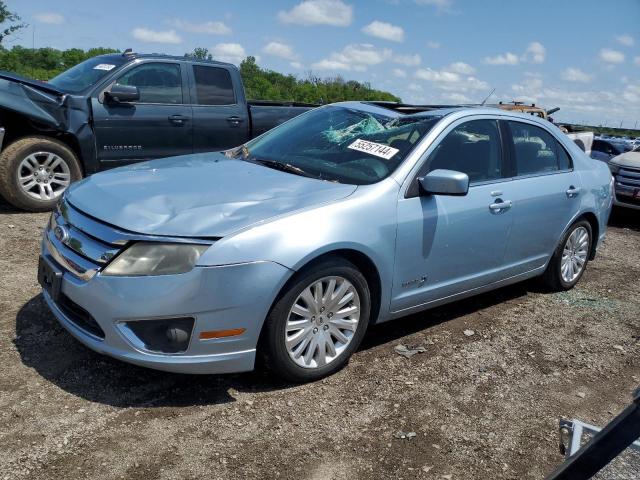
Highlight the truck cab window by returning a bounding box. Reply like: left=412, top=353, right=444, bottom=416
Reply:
left=115, top=63, right=183, bottom=104
left=192, top=66, right=235, bottom=105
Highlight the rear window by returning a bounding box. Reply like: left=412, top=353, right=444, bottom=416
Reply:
left=193, top=66, right=235, bottom=105
left=509, top=121, right=561, bottom=176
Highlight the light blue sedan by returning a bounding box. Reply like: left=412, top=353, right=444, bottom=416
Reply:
left=38, top=102, right=613, bottom=382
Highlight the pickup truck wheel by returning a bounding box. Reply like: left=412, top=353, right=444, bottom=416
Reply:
left=0, top=136, right=82, bottom=212
left=542, top=220, right=592, bottom=291
left=261, top=258, right=371, bottom=383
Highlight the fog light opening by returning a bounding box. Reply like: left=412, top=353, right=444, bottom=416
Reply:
left=122, top=317, right=195, bottom=354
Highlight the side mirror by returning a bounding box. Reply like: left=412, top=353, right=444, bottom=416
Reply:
left=419, top=169, right=469, bottom=196
left=105, top=85, right=139, bottom=103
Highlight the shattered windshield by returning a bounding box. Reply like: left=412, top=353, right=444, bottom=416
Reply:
left=48, top=56, right=127, bottom=93
left=229, top=105, right=442, bottom=185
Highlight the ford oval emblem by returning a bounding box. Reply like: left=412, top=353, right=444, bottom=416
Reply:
left=54, top=225, right=69, bottom=243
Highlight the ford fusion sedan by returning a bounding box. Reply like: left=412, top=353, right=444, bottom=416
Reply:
left=38, top=102, right=613, bottom=382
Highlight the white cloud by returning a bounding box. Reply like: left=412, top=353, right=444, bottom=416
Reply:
left=263, top=41, right=298, bottom=60
left=392, top=53, right=421, bottom=66
left=599, top=48, right=625, bottom=63
left=408, top=83, right=423, bottom=92
left=362, top=21, right=404, bottom=42
left=414, top=0, right=454, bottom=12
left=211, top=43, right=246, bottom=64
left=635, top=56, right=640, bottom=66
left=447, top=61, right=475, bottom=75
left=34, top=12, right=64, bottom=24
left=561, top=67, right=592, bottom=83
left=483, top=52, right=519, bottom=66
left=426, top=41, right=440, bottom=49
left=290, top=61, right=303, bottom=69
left=443, top=92, right=472, bottom=103
left=312, top=43, right=391, bottom=71
left=278, top=0, right=352, bottom=27
left=392, top=68, right=407, bottom=78
left=616, top=34, right=635, bottom=46
left=415, top=67, right=488, bottom=92
left=170, top=19, right=231, bottom=35
left=524, top=41, right=546, bottom=63
left=131, top=28, right=182, bottom=44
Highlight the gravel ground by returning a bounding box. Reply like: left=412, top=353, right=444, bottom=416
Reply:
left=0, top=199, right=638, bottom=480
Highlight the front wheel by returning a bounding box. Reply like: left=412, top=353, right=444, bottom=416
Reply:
left=542, top=220, right=592, bottom=291
left=261, top=258, right=371, bottom=383
left=0, top=136, right=82, bottom=212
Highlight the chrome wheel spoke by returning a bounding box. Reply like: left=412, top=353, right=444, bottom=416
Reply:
left=17, top=151, right=71, bottom=201
left=560, top=226, right=589, bottom=283
left=285, top=275, right=361, bottom=369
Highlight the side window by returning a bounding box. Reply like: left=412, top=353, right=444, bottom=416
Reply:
left=556, top=141, right=572, bottom=170
left=192, top=66, right=235, bottom=105
left=508, top=121, right=559, bottom=176
left=115, top=63, right=183, bottom=104
left=426, top=119, right=503, bottom=183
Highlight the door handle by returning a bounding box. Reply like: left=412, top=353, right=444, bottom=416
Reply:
left=566, top=186, right=581, bottom=198
left=489, top=199, right=512, bottom=213
left=168, top=114, right=189, bottom=125
left=226, top=116, right=244, bottom=126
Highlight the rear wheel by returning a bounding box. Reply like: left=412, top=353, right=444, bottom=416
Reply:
left=542, top=220, right=592, bottom=291
left=0, top=136, right=82, bottom=212
left=261, top=258, right=371, bottom=383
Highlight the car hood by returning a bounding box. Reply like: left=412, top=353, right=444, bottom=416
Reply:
left=610, top=151, right=640, bottom=169
left=66, top=153, right=357, bottom=238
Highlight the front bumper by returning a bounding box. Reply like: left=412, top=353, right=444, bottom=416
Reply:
left=41, top=238, right=292, bottom=374
left=613, top=187, right=640, bottom=210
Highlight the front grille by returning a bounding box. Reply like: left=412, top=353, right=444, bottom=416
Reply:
left=616, top=166, right=640, bottom=189
left=617, top=194, right=640, bottom=207
left=57, top=293, right=106, bottom=339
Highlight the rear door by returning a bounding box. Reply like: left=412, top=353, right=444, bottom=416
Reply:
left=92, top=61, right=193, bottom=167
left=188, top=64, right=249, bottom=152
left=391, top=118, right=514, bottom=312
left=502, top=120, right=581, bottom=275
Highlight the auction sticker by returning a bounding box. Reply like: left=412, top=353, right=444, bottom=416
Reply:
left=93, top=64, right=116, bottom=71
left=347, top=139, right=399, bottom=160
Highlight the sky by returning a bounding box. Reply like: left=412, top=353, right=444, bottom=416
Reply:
left=6, top=0, right=640, bottom=127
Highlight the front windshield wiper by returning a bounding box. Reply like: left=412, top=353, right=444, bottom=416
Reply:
left=250, top=158, right=316, bottom=178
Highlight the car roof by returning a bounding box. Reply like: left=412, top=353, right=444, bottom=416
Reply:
left=95, top=52, right=237, bottom=69
left=332, top=101, right=560, bottom=128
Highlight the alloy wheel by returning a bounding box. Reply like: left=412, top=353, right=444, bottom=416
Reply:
left=17, top=151, right=71, bottom=201
left=285, top=276, right=361, bottom=369
left=561, top=226, right=589, bottom=283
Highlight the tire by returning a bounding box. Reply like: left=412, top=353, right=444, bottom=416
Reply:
left=542, top=220, right=592, bottom=291
left=0, top=136, right=82, bottom=212
left=261, top=257, right=371, bottom=383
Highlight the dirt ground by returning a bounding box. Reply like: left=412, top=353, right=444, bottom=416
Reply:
left=0, top=198, right=638, bottom=480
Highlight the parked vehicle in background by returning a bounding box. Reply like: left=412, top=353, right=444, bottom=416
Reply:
left=608, top=149, right=640, bottom=210
left=0, top=51, right=315, bottom=211
left=591, top=139, right=625, bottom=162
left=38, top=102, right=613, bottom=382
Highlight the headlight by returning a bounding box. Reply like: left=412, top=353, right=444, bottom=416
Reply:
left=103, top=242, right=209, bottom=276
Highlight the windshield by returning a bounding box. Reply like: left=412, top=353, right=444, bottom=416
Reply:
left=230, top=105, right=441, bottom=185
left=48, top=56, right=127, bottom=93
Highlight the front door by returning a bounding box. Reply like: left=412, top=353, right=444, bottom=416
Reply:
left=391, top=118, right=513, bottom=312
left=93, top=61, right=193, bottom=168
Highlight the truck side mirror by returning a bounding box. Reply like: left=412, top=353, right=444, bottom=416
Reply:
left=419, top=169, right=469, bottom=196
left=105, top=85, right=140, bottom=104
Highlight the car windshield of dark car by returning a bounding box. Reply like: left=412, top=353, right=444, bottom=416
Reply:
left=230, top=106, right=442, bottom=185
left=48, top=56, right=127, bottom=93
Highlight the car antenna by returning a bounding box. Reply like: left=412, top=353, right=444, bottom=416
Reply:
left=480, top=88, right=496, bottom=106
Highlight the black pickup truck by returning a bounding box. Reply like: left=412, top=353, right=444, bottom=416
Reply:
left=0, top=51, right=315, bottom=211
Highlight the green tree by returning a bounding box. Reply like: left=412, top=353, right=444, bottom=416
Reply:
left=0, top=1, right=26, bottom=45
left=185, top=47, right=212, bottom=60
